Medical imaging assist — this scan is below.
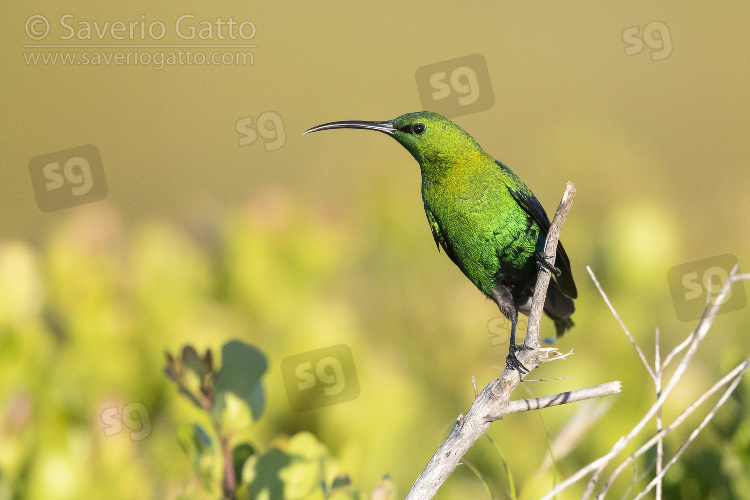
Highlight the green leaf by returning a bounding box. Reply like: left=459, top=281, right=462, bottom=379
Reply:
left=331, top=474, right=351, bottom=489
left=214, top=340, right=268, bottom=421
left=177, top=422, right=213, bottom=456
left=246, top=448, right=293, bottom=500
left=164, top=345, right=214, bottom=409
left=181, top=345, right=203, bottom=374
left=232, top=442, right=255, bottom=487
left=177, top=422, right=215, bottom=487
left=248, top=378, right=265, bottom=421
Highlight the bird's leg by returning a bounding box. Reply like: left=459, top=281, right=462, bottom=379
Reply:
left=536, top=253, right=561, bottom=276
left=505, top=315, right=530, bottom=374
left=491, top=288, right=530, bottom=373
left=509, top=313, right=518, bottom=346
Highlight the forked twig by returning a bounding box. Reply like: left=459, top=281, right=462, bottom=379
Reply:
left=596, top=357, right=750, bottom=499
left=542, top=268, right=750, bottom=500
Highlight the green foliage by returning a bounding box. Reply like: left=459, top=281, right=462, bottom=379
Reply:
left=0, top=192, right=748, bottom=499
left=178, top=423, right=215, bottom=491
left=0, top=204, right=397, bottom=500
left=165, top=340, right=378, bottom=499
left=214, top=341, right=268, bottom=422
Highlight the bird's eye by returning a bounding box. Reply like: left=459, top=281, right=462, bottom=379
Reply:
left=412, top=123, right=425, bottom=135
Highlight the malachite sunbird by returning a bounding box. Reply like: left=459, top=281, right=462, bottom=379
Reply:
left=304, top=111, right=577, bottom=371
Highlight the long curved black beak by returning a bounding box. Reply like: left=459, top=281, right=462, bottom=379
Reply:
left=303, top=120, right=395, bottom=136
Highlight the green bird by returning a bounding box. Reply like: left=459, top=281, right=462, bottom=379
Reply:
left=304, top=111, right=577, bottom=371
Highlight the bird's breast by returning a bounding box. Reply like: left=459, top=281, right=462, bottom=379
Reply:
left=422, top=175, right=537, bottom=295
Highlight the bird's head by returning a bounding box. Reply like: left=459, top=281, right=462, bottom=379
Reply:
left=304, top=111, right=485, bottom=178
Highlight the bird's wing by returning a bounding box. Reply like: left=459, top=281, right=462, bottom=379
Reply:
left=425, top=208, right=464, bottom=271
left=426, top=211, right=442, bottom=251
left=507, top=186, right=578, bottom=299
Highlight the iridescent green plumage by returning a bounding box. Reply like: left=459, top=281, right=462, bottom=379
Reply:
left=304, top=111, right=577, bottom=361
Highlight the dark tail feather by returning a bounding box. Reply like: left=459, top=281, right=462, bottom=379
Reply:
left=554, top=242, right=578, bottom=299
left=543, top=279, right=575, bottom=341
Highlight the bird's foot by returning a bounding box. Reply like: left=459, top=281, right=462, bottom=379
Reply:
left=506, top=343, right=531, bottom=374
left=536, top=254, right=561, bottom=276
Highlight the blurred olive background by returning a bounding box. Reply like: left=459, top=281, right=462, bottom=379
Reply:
left=2, top=1, right=750, bottom=499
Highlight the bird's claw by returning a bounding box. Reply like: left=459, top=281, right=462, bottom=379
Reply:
left=536, top=255, right=561, bottom=276
left=506, top=344, right=531, bottom=374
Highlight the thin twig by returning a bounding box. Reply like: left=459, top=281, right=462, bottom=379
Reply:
left=661, top=332, right=693, bottom=371
left=662, top=276, right=713, bottom=370
left=221, top=435, right=237, bottom=499
left=586, top=267, right=656, bottom=381
left=521, top=377, right=568, bottom=382
left=654, top=328, right=663, bottom=500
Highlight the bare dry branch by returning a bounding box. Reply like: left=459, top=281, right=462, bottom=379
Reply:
left=523, top=182, right=575, bottom=350
left=596, top=357, right=750, bottom=499
left=544, top=266, right=750, bottom=500
left=506, top=382, right=622, bottom=414
left=632, top=360, right=749, bottom=500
